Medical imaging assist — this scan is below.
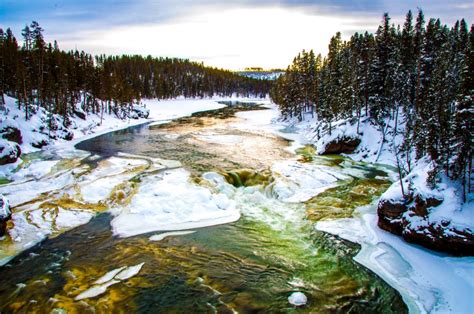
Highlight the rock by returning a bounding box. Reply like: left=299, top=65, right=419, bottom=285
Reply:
left=0, top=140, right=21, bottom=165
left=61, top=130, right=74, bottom=141
left=377, top=196, right=474, bottom=256
left=377, top=199, right=407, bottom=235
left=321, top=136, right=361, bottom=155
left=403, top=223, right=474, bottom=256
left=0, top=194, right=11, bottom=237
left=1, top=126, right=23, bottom=144
left=32, top=139, right=49, bottom=149
left=132, top=106, right=150, bottom=119
left=288, top=292, right=307, bottom=306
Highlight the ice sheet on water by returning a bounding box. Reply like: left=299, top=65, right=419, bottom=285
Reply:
left=149, top=231, right=196, bottom=242
left=271, top=160, right=347, bottom=202
left=111, top=168, right=239, bottom=238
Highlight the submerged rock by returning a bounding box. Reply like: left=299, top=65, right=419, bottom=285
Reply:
left=288, top=292, right=307, bottom=306
left=378, top=196, right=474, bottom=256
left=222, top=169, right=273, bottom=188
left=320, top=136, right=361, bottom=155
left=0, top=194, right=11, bottom=237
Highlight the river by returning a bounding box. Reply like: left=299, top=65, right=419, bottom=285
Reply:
left=0, top=102, right=407, bottom=312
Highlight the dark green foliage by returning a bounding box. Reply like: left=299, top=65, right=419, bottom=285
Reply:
left=0, top=22, right=270, bottom=123
left=271, top=10, right=473, bottom=200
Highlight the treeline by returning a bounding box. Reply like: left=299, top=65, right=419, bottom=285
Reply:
left=0, top=22, right=270, bottom=122
left=271, top=10, right=473, bottom=199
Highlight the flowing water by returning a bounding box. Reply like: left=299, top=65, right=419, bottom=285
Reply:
left=0, top=104, right=407, bottom=313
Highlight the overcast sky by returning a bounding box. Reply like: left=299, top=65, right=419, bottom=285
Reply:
left=1, top=1, right=472, bottom=70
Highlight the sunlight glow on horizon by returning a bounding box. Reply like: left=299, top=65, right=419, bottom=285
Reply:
left=54, top=7, right=378, bottom=70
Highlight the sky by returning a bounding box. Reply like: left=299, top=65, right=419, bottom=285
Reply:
left=1, top=1, right=473, bottom=70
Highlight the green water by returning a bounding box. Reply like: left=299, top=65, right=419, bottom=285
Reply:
left=0, top=106, right=407, bottom=313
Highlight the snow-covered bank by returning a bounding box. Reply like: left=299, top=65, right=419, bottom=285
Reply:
left=277, top=110, right=473, bottom=313
left=316, top=204, right=474, bottom=313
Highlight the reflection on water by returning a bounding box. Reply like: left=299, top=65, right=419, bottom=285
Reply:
left=0, top=105, right=407, bottom=312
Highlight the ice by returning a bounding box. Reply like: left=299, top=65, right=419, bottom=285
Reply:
left=149, top=231, right=196, bottom=241
left=55, top=208, right=94, bottom=229
left=111, top=168, right=239, bottom=238
left=316, top=206, right=474, bottom=314
left=94, top=267, right=126, bottom=285
left=0, top=169, right=75, bottom=207
left=271, top=160, right=346, bottom=202
left=288, top=292, right=307, bottom=306
left=9, top=160, right=59, bottom=181
left=114, top=262, right=144, bottom=280
left=75, top=263, right=145, bottom=300
left=75, top=279, right=120, bottom=300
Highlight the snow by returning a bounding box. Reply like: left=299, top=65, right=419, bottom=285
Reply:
left=0, top=165, right=75, bottom=207
left=316, top=204, right=474, bottom=314
left=270, top=160, right=347, bottom=202
left=0, top=194, right=10, bottom=219
left=380, top=157, right=474, bottom=233
left=110, top=168, right=239, bottom=238
left=1, top=95, right=472, bottom=314
left=0, top=96, right=260, bottom=265
left=75, top=263, right=144, bottom=300
left=0, top=138, right=19, bottom=158
left=288, top=292, right=307, bottom=306
left=275, top=107, right=474, bottom=314
left=9, top=160, right=59, bottom=181
left=54, top=208, right=94, bottom=229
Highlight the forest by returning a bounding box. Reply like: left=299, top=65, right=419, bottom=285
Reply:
left=270, top=10, right=473, bottom=200
left=0, top=22, right=271, bottom=124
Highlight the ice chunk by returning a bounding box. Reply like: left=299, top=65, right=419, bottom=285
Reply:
left=288, top=292, right=307, bottom=306
left=75, top=263, right=145, bottom=300
left=149, top=231, right=196, bottom=241
left=114, top=262, right=144, bottom=280
left=94, top=267, right=126, bottom=285
left=111, top=168, right=239, bottom=238
left=75, top=279, right=120, bottom=300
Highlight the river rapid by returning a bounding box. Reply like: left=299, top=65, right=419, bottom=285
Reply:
left=0, top=102, right=407, bottom=313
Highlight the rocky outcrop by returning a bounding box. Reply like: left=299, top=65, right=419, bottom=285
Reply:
left=378, top=196, right=474, bottom=256
left=320, top=136, right=361, bottom=155
left=1, top=126, right=23, bottom=144
left=0, top=194, right=11, bottom=237
left=0, top=140, right=21, bottom=165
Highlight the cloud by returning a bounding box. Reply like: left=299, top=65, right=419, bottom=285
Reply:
left=1, top=0, right=471, bottom=69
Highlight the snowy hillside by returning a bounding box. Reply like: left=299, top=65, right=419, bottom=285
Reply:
left=0, top=95, right=150, bottom=167
left=280, top=109, right=473, bottom=256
